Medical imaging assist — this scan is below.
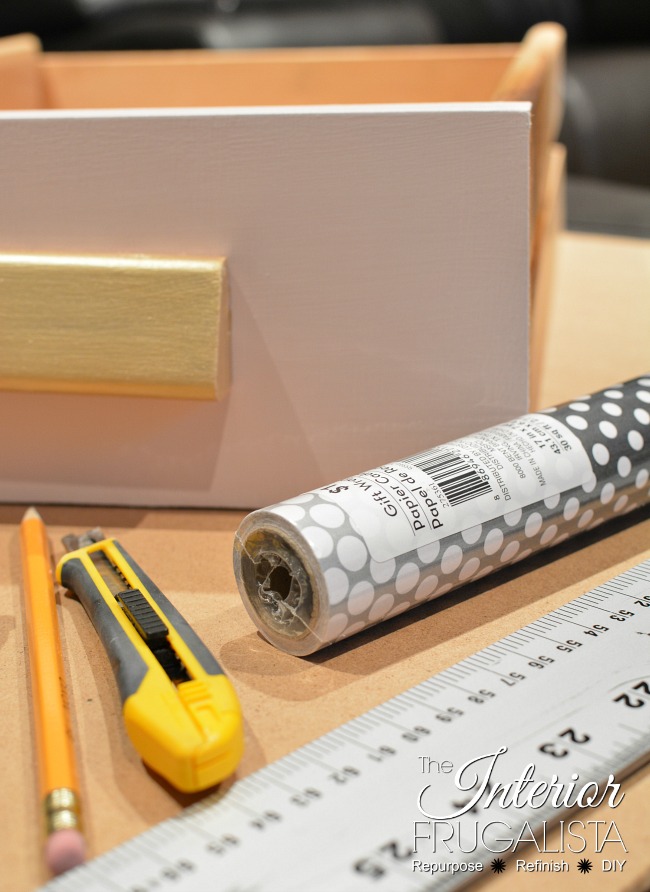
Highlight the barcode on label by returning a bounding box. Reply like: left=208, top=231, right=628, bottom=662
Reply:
left=409, top=448, right=492, bottom=506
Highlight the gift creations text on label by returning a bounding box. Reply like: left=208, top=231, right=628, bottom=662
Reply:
left=317, top=414, right=594, bottom=563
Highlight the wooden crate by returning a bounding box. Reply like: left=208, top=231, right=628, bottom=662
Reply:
left=1, top=24, right=565, bottom=274
left=0, top=27, right=564, bottom=508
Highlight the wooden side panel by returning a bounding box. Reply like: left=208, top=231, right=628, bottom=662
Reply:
left=40, top=45, right=515, bottom=109
left=0, top=33, right=45, bottom=109
left=0, top=254, right=229, bottom=400
left=492, top=22, right=566, bottom=230
left=530, top=143, right=566, bottom=410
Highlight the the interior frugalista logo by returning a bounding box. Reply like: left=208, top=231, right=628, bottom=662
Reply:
left=412, top=746, right=628, bottom=872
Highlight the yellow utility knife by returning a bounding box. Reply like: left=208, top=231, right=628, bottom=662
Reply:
left=56, top=530, right=243, bottom=793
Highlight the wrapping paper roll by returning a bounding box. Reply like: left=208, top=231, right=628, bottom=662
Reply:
left=233, top=376, right=650, bottom=655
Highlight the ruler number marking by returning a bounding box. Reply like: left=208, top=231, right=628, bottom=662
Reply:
left=125, top=848, right=197, bottom=892
left=206, top=834, right=240, bottom=855
left=614, top=679, right=650, bottom=709
left=538, top=727, right=591, bottom=759
left=481, top=666, right=526, bottom=686
left=353, top=839, right=417, bottom=882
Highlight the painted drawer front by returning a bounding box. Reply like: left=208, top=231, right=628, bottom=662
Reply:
left=0, top=104, right=529, bottom=508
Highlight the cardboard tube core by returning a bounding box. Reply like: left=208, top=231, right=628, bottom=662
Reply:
left=238, top=529, right=315, bottom=641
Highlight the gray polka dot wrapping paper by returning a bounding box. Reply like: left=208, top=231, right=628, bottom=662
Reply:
left=233, top=376, right=650, bottom=655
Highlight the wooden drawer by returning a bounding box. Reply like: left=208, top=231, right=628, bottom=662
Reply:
left=1, top=24, right=565, bottom=261
left=0, top=27, right=564, bottom=508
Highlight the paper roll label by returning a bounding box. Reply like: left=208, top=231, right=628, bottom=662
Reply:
left=318, top=413, right=593, bottom=562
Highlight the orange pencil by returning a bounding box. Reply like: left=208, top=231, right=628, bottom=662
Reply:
left=20, top=508, right=85, bottom=875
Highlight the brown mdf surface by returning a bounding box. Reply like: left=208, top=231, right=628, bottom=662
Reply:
left=2, top=233, right=649, bottom=891
left=0, top=253, right=230, bottom=400
left=3, top=511, right=650, bottom=892
left=535, top=231, right=650, bottom=410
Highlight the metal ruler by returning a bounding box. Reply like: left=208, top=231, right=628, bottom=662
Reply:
left=44, top=560, right=650, bottom=892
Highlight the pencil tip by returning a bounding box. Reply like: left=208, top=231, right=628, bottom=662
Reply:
left=22, top=506, right=42, bottom=522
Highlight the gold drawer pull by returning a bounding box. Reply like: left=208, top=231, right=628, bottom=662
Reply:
left=0, top=253, right=229, bottom=400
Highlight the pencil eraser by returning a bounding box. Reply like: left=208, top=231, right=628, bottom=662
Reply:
left=45, top=829, right=86, bottom=875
